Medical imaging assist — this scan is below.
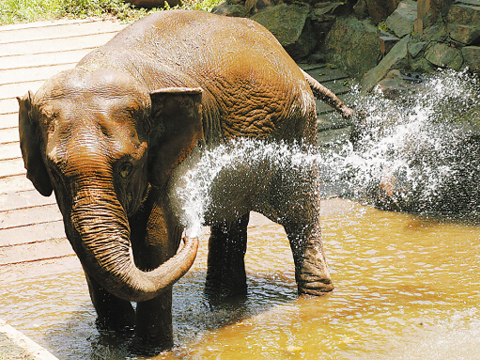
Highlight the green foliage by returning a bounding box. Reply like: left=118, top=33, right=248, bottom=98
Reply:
left=179, top=0, right=223, bottom=12
left=0, top=0, right=224, bottom=25
left=378, top=22, right=390, bottom=33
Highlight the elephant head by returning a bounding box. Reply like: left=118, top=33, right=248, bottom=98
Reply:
left=18, top=67, right=202, bottom=302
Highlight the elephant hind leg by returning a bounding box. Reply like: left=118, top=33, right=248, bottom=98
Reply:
left=268, top=165, right=333, bottom=296
left=205, top=213, right=250, bottom=301
left=283, top=221, right=333, bottom=296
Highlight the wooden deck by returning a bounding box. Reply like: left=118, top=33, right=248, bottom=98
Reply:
left=0, top=18, right=351, bottom=283
left=0, top=19, right=127, bottom=282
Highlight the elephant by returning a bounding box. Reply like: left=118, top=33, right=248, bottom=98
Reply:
left=17, top=10, right=353, bottom=353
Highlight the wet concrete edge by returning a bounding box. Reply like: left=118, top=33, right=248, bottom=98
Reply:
left=0, top=319, right=58, bottom=360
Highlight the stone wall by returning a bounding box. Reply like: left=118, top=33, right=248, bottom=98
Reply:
left=214, top=0, right=480, bottom=91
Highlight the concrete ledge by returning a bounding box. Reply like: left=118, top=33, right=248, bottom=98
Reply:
left=0, top=319, right=58, bottom=360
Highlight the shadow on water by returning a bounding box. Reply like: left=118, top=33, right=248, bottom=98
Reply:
left=37, top=268, right=299, bottom=359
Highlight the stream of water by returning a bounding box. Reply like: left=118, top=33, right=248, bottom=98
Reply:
left=1, top=69, right=480, bottom=359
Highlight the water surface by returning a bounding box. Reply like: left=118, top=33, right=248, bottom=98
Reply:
left=2, top=198, right=480, bottom=359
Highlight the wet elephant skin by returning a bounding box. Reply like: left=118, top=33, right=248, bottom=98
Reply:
left=17, top=10, right=352, bottom=354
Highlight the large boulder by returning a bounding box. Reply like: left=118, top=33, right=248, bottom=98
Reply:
left=251, top=3, right=316, bottom=60
left=324, top=16, right=382, bottom=77
left=361, top=35, right=410, bottom=92
left=462, top=46, right=480, bottom=72
left=447, top=2, right=480, bottom=44
left=417, top=0, right=454, bottom=29
left=365, top=0, right=401, bottom=25
left=425, top=42, right=464, bottom=70
left=385, top=0, right=417, bottom=38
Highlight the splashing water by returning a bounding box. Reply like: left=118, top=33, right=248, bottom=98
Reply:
left=172, top=69, right=480, bottom=235
left=348, top=69, right=480, bottom=216
left=171, top=139, right=321, bottom=237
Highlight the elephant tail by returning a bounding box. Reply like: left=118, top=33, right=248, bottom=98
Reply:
left=302, top=69, right=354, bottom=119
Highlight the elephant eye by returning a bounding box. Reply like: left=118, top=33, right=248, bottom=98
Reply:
left=120, top=162, right=133, bottom=179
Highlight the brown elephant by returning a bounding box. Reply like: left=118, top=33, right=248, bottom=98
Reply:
left=17, top=10, right=352, bottom=353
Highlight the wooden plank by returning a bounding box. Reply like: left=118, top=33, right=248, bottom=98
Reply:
left=0, top=18, right=100, bottom=32
left=0, top=63, right=75, bottom=85
left=0, top=237, right=73, bottom=265
left=0, top=158, right=24, bottom=178
left=0, top=142, right=20, bottom=161
left=0, top=32, right=119, bottom=57
left=0, top=175, right=35, bottom=194
left=0, top=113, right=18, bottom=129
left=316, top=69, right=351, bottom=83
left=0, top=49, right=90, bottom=70
left=322, top=80, right=351, bottom=95
left=0, top=190, right=55, bottom=212
left=0, top=127, right=19, bottom=144
left=0, top=204, right=62, bottom=229
left=0, top=221, right=64, bottom=246
left=0, top=255, right=80, bottom=283
left=0, top=20, right=126, bottom=44
left=0, top=82, right=44, bottom=105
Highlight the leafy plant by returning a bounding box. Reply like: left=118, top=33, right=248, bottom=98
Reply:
left=0, top=0, right=224, bottom=25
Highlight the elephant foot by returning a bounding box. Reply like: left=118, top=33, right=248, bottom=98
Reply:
left=204, top=278, right=248, bottom=305
left=296, top=257, right=334, bottom=296
left=95, top=311, right=135, bottom=334
left=298, top=278, right=334, bottom=296
left=129, top=336, right=172, bottom=357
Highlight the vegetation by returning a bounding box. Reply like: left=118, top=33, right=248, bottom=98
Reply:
left=0, top=0, right=223, bottom=25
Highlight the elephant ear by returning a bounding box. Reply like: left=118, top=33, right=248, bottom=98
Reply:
left=148, top=87, right=203, bottom=188
left=17, top=92, right=53, bottom=196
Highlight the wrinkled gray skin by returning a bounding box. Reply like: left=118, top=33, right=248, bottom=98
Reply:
left=18, top=10, right=352, bottom=353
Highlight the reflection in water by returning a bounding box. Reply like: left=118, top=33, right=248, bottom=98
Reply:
left=2, top=200, right=480, bottom=359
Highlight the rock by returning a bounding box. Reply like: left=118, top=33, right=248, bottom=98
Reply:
left=425, top=42, right=463, bottom=70
left=385, top=0, right=417, bottom=38
left=410, top=57, right=436, bottom=73
left=447, top=2, right=480, bottom=26
left=379, top=34, right=400, bottom=56
left=421, top=22, right=448, bottom=42
left=313, top=2, right=351, bottom=18
left=213, top=2, right=246, bottom=17
left=374, top=69, right=411, bottom=98
left=417, top=0, right=454, bottom=28
left=408, top=41, right=428, bottom=58
left=310, top=2, right=348, bottom=41
left=324, top=16, right=382, bottom=77
left=462, top=46, right=480, bottom=72
left=251, top=3, right=315, bottom=60
left=450, top=25, right=480, bottom=45
left=448, top=2, right=480, bottom=43
left=353, top=0, right=368, bottom=20
left=365, top=0, right=401, bottom=25
left=244, top=0, right=273, bottom=16
left=361, top=35, right=410, bottom=92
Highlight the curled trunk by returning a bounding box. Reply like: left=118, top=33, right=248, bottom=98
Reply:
left=68, top=182, right=197, bottom=303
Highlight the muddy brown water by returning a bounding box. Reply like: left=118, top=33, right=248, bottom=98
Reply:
left=2, top=198, right=480, bottom=359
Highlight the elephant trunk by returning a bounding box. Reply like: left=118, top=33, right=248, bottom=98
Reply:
left=68, top=181, right=197, bottom=303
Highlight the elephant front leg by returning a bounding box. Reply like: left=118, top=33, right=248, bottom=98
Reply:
left=284, top=221, right=333, bottom=296
left=205, top=213, right=250, bottom=300
left=134, top=287, right=173, bottom=353
left=129, top=190, right=181, bottom=353
left=83, top=270, right=135, bottom=332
